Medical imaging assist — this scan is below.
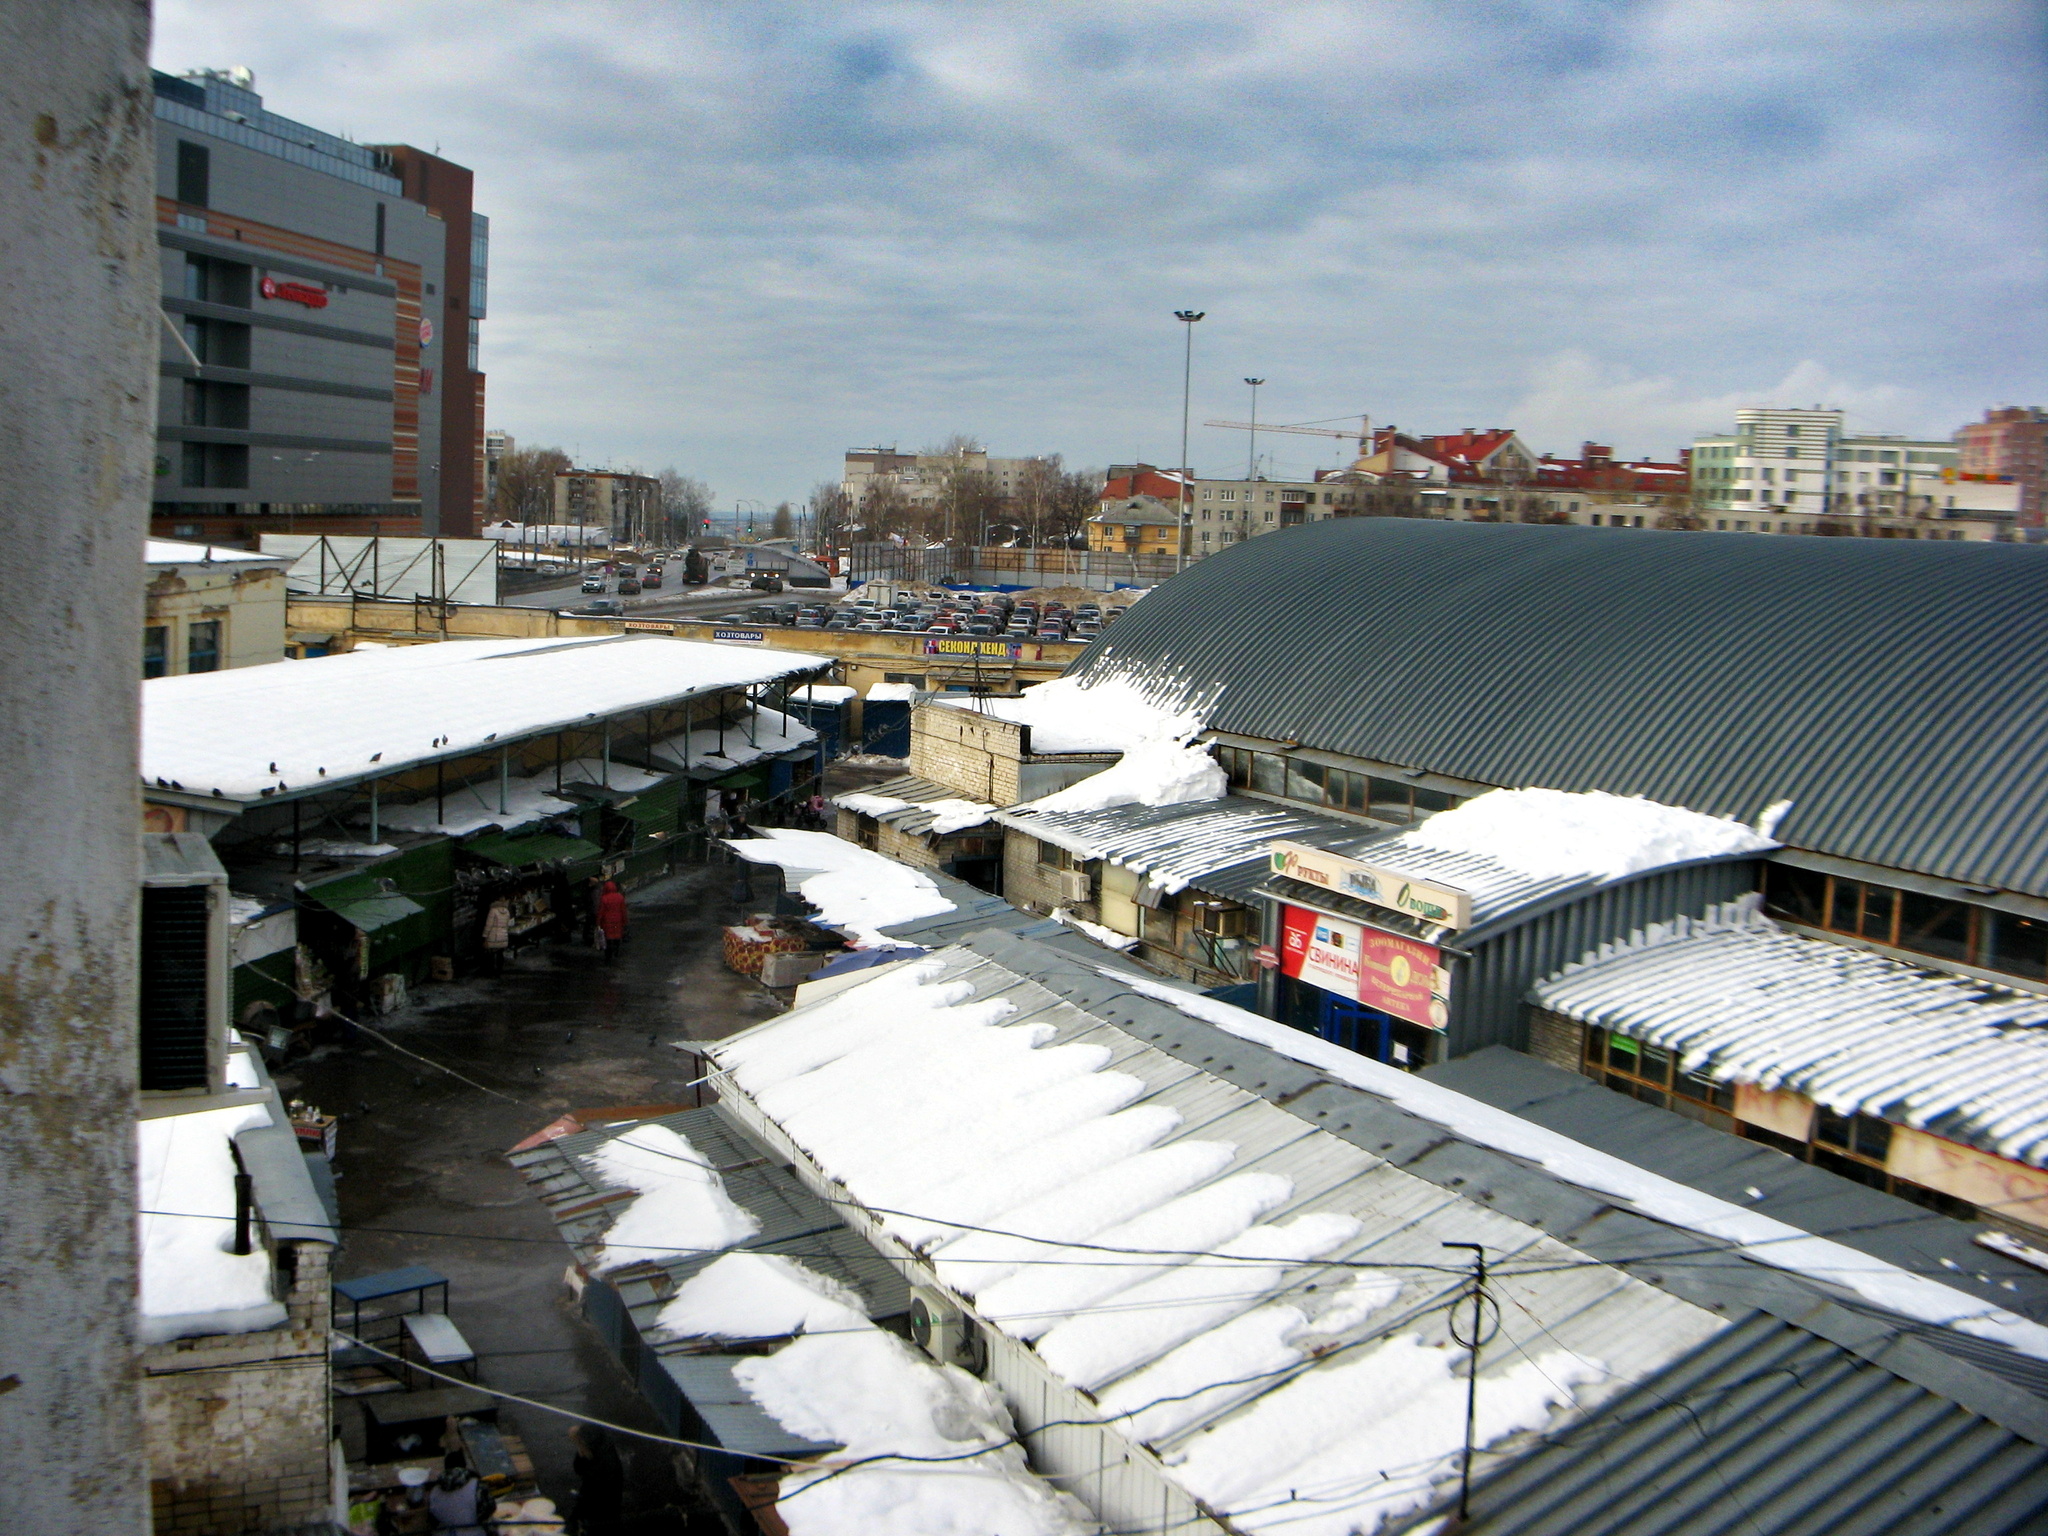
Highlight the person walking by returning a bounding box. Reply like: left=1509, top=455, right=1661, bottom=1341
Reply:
left=567, top=1424, right=626, bottom=1536
left=596, top=880, right=628, bottom=964
left=480, top=898, right=511, bottom=976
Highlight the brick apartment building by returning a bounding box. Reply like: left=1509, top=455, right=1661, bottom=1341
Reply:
left=1955, top=406, right=2047, bottom=525
left=151, top=68, right=487, bottom=546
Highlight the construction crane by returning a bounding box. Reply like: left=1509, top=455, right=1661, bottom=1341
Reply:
left=1204, top=414, right=1372, bottom=454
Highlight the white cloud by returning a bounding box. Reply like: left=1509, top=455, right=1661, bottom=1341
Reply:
left=150, top=0, right=2047, bottom=502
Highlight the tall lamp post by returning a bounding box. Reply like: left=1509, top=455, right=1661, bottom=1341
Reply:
left=1244, top=377, right=1266, bottom=481
left=1174, top=309, right=1205, bottom=573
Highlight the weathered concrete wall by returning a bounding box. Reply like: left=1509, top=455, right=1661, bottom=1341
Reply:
left=0, top=3, right=157, bottom=1530
left=143, top=1244, right=334, bottom=1533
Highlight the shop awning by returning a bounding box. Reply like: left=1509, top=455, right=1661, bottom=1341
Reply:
left=302, top=874, right=427, bottom=934
left=463, top=831, right=603, bottom=869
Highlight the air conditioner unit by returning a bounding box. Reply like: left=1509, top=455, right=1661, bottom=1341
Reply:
left=1056, top=870, right=1093, bottom=904
left=908, top=1286, right=986, bottom=1374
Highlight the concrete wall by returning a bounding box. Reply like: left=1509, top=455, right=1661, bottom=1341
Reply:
left=0, top=5, right=157, bottom=1529
left=143, top=1244, right=334, bottom=1532
left=145, top=560, right=289, bottom=672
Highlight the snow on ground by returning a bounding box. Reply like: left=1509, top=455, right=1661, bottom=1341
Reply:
left=142, top=634, right=825, bottom=800
left=137, top=1103, right=287, bottom=1343
left=1390, top=787, right=1778, bottom=883
left=654, top=1252, right=869, bottom=1342
left=1107, top=970, right=2048, bottom=1361
left=734, top=1323, right=1099, bottom=1536
left=583, top=1123, right=761, bottom=1272
left=725, top=829, right=956, bottom=946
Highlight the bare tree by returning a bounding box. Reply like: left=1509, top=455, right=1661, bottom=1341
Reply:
left=810, top=479, right=851, bottom=550
left=771, top=502, right=794, bottom=539
left=493, top=443, right=571, bottom=524
left=1048, top=466, right=1103, bottom=546
left=658, top=468, right=714, bottom=543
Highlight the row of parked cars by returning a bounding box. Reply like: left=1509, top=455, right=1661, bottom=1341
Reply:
left=707, top=592, right=1126, bottom=639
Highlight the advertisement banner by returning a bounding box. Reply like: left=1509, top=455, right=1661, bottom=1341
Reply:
left=1269, top=840, right=1472, bottom=931
left=924, top=637, right=1026, bottom=659
left=1279, top=905, right=1449, bottom=1030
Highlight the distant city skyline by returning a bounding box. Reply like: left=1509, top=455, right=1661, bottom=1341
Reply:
left=153, top=1, right=2047, bottom=507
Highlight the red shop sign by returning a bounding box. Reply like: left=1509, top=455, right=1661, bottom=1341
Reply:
left=1279, top=904, right=1448, bottom=1030
left=260, top=274, right=329, bottom=309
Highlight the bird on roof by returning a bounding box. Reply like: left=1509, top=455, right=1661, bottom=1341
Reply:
left=269, top=761, right=278, bottom=773
left=370, top=752, right=382, bottom=762
left=211, top=788, right=224, bottom=798
left=155, top=777, right=168, bottom=787
left=484, top=733, right=497, bottom=742
left=318, top=767, right=327, bottom=777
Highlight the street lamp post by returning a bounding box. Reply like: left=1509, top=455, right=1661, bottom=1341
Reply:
left=1244, top=377, right=1266, bottom=481
left=1174, top=309, right=1205, bottom=573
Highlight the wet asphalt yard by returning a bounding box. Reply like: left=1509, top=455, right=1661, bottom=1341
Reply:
left=286, top=858, right=788, bottom=1533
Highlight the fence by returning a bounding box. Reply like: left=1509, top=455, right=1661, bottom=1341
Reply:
left=954, top=547, right=1178, bottom=590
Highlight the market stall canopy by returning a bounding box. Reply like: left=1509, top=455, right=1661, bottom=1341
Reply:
left=462, top=830, right=603, bottom=870
left=141, top=634, right=829, bottom=808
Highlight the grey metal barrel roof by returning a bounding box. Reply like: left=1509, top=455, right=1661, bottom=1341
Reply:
left=1070, top=521, right=2048, bottom=898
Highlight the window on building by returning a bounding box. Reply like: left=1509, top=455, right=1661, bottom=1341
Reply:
left=1582, top=1024, right=1735, bottom=1130
left=182, top=379, right=249, bottom=429
left=181, top=442, right=248, bottom=489
left=175, top=140, right=209, bottom=208
left=143, top=625, right=168, bottom=679
left=186, top=620, right=221, bottom=674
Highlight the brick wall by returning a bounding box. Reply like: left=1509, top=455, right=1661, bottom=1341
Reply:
left=1525, top=1008, right=1585, bottom=1072
left=144, top=1241, right=333, bottom=1534
left=910, top=707, right=1022, bottom=804
left=877, top=820, right=940, bottom=871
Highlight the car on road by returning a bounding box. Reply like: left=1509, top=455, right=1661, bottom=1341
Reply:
left=580, top=576, right=606, bottom=594
left=618, top=577, right=642, bottom=595
left=749, top=574, right=785, bottom=593
left=567, top=599, right=623, bottom=617
left=642, top=569, right=663, bottom=589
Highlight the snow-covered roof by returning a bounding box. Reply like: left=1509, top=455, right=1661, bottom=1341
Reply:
left=645, top=704, right=816, bottom=780
left=723, top=829, right=955, bottom=946
left=831, top=774, right=997, bottom=838
left=1282, top=788, right=1779, bottom=935
left=705, top=945, right=1744, bottom=1535
left=141, top=635, right=827, bottom=805
left=1532, top=900, right=2048, bottom=1169
left=145, top=538, right=288, bottom=565
left=928, top=674, right=1204, bottom=755
left=995, top=794, right=1366, bottom=899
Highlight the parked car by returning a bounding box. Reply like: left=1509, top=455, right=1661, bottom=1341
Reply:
left=580, top=576, right=606, bottom=594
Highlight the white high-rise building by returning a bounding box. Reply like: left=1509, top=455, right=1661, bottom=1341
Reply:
left=1690, top=407, right=2007, bottom=537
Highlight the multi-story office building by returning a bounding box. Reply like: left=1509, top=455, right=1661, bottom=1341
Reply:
left=150, top=69, right=487, bottom=544
left=1955, top=406, right=2046, bottom=525
left=1690, top=407, right=2013, bottom=538
left=554, top=470, right=662, bottom=543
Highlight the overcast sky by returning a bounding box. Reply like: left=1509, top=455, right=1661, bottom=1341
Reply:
left=154, top=1, right=2046, bottom=506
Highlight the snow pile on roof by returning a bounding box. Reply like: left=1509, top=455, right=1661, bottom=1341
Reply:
left=1023, top=736, right=1224, bottom=815
left=925, top=798, right=996, bottom=835
left=654, top=1252, right=869, bottom=1342
left=931, top=674, right=1207, bottom=755
left=1533, top=899, right=2048, bottom=1170
left=734, top=1322, right=1099, bottom=1536
left=377, top=773, right=572, bottom=837
left=142, top=635, right=826, bottom=801
left=1391, top=787, right=1777, bottom=884
left=792, top=683, right=856, bottom=705
left=1173, top=1339, right=1599, bottom=1536
left=648, top=704, right=815, bottom=775
left=725, top=829, right=955, bottom=946
left=1107, top=969, right=2048, bottom=1362
left=583, top=1123, right=761, bottom=1272
left=1050, top=907, right=1139, bottom=951
left=137, top=1103, right=287, bottom=1343
left=146, top=539, right=284, bottom=565
left=833, top=792, right=914, bottom=818
left=1002, top=798, right=1346, bottom=897
left=865, top=682, right=920, bottom=702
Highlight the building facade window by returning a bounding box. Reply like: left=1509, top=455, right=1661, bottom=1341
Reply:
left=1762, top=862, right=2045, bottom=981
left=186, top=620, right=221, bottom=674
left=143, top=625, right=168, bottom=679
left=175, top=140, right=210, bottom=207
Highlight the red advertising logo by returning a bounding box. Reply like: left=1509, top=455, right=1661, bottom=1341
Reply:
left=1279, top=905, right=1445, bottom=1029
left=259, top=274, right=329, bottom=309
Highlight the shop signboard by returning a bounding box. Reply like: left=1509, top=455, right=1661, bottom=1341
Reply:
left=1278, top=904, right=1450, bottom=1030
left=924, top=637, right=1025, bottom=659
left=712, top=628, right=767, bottom=645
left=1269, top=839, right=1472, bottom=931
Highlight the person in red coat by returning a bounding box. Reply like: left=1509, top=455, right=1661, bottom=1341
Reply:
left=595, top=880, right=628, bottom=963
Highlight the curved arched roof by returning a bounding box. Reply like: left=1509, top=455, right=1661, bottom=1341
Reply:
left=1072, top=519, right=2048, bottom=897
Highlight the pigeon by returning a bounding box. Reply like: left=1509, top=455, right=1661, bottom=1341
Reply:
left=318, top=767, right=327, bottom=777
left=484, top=732, right=497, bottom=742
left=369, top=752, right=382, bottom=762
left=260, top=787, right=275, bottom=797
left=269, top=762, right=278, bottom=773
left=211, top=788, right=224, bottom=798
left=155, top=777, right=168, bottom=788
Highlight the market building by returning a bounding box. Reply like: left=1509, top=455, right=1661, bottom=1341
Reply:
left=140, top=635, right=830, bottom=1024
left=144, top=538, right=292, bottom=676
left=510, top=926, right=2048, bottom=1536
left=151, top=68, right=489, bottom=545
left=1016, top=517, right=2048, bottom=1242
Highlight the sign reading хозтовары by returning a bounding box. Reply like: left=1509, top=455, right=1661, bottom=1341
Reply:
left=1268, top=839, right=1473, bottom=932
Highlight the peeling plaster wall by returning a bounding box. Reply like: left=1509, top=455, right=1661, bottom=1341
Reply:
left=0, top=3, right=157, bottom=1530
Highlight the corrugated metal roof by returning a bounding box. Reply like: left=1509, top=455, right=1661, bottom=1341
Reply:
left=1530, top=901, right=2048, bottom=1169
left=1069, top=520, right=2048, bottom=898
left=1425, top=1047, right=2048, bottom=1327
left=707, top=931, right=2048, bottom=1535
left=830, top=773, right=992, bottom=838
left=993, top=793, right=1369, bottom=900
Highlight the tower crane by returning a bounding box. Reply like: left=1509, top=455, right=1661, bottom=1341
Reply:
left=1204, top=415, right=1373, bottom=454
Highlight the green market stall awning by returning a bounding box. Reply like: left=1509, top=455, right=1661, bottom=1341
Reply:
left=464, top=831, right=604, bottom=869
left=301, top=872, right=431, bottom=966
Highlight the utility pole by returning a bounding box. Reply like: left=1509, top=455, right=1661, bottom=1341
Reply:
left=1443, top=1242, right=1489, bottom=1522
left=1244, top=377, right=1265, bottom=481
left=1174, top=309, right=1205, bottom=573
